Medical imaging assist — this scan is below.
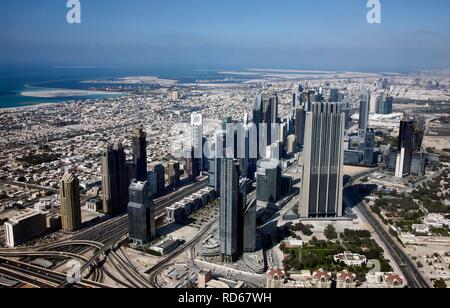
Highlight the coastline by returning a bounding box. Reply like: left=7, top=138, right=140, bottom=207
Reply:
left=0, top=102, right=57, bottom=113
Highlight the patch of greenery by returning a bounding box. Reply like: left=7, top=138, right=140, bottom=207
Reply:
left=291, top=222, right=314, bottom=237
left=17, top=153, right=61, bottom=165
left=324, top=225, right=338, bottom=240
left=434, top=279, right=447, bottom=289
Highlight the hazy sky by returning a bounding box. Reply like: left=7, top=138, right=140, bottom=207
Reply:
left=1, top=0, right=449, bottom=71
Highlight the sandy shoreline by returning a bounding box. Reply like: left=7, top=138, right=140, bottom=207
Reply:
left=0, top=102, right=57, bottom=113
left=21, top=89, right=123, bottom=98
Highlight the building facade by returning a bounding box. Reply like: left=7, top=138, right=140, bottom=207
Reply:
left=128, top=180, right=155, bottom=246
left=358, top=88, right=370, bottom=136
left=220, top=158, right=240, bottom=262
left=300, top=102, right=345, bottom=218
left=102, top=143, right=129, bottom=214
left=132, top=128, right=148, bottom=182
left=60, top=171, right=82, bottom=232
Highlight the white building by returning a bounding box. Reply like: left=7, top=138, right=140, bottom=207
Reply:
left=395, top=148, right=406, bottom=178
left=334, top=251, right=367, bottom=267
left=423, top=214, right=450, bottom=228
left=412, top=224, right=430, bottom=234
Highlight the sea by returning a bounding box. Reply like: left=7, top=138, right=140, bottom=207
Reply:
left=0, top=65, right=251, bottom=109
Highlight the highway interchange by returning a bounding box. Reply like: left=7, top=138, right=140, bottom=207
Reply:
left=0, top=169, right=434, bottom=289
left=0, top=177, right=209, bottom=288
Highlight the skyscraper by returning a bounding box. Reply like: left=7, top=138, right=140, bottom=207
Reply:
left=378, top=96, right=393, bottom=114
left=252, top=93, right=263, bottom=160
left=243, top=195, right=257, bottom=254
left=295, top=105, right=306, bottom=150
left=361, top=130, right=376, bottom=166
left=237, top=123, right=257, bottom=180
left=358, top=88, right=370, bottom=136
left=60, top=171, right=82, bottom=232
left=128, top=180, right=155, bottom=246
left=150, top=162, right=165, bottom=196
left=102, top=143, right=129, bottom=214
left=220, top=157, right=240, bottom=262
left=253, top=93, right=280, bottom=159
left=191, top=112, right=204, bottom=171
left=167, top=160, right=180, bottom=187
left=185, top=146, right=200, bottom=179
left=208, top=130, right=225, bottom=192
left=269, top=94, right=279, bottom=125
left=256, top=159, right=282, bottom=203
left=300, top=102, right=345, bottom=218
left=397, top=119, right=415, bottom=176
left=329, top=88, right=339, bottom=102
left=370, top=92, right=383, bottom=114
left=292, top=84, right=304, bottom=118
left=132, top=128, right=148, bottom=182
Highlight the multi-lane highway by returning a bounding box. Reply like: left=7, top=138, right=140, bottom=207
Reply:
left=356, top=201, right=431, bottom=288
left=345, top=179, right=431, bottom=289
left=0, top=177, right=210, bottom=288
left=0, top=257, right=111, bottom=288
left=148, top=218, right=218, bottom=288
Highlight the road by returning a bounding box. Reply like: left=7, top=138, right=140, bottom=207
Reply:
left=344, top=170, right=434, bottom=289
left=0, top=257, right=110, bottom=288
left=356, top=200, right=431, bottom=288
left=0, top=176, right=210, bottom=288
left=148, top=218, right=219, bottom=288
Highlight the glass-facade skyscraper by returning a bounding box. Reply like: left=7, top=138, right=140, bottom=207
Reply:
left=102, top=143, right=129, bottom=214
left=132, top=128, right=148, bottom=182
left=220, top=158, right=240, bottom=262
left=300, top=102, right=345, bottom=218
left=128, top=180, right=155, bottom=246
left=358, top=88, right=370, bottom=136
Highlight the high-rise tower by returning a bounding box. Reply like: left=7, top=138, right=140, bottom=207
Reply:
left=191, top=112, right=204, bottom=171
left=102, top=143, right=129, bottom=214
left=128, top=180, right=155, bottom=246
left=300, top=102, right=345, bottom=218
left=358, top=88, right=370, bottom=136
left=60, top=171, right=82, bottom=232
left=220, top=157, right=240, bottom=262
left=397, top=119, right=415, bottom=176
left=132, top=128, right=148, bottom=182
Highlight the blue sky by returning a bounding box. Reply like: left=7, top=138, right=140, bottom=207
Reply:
left=1, top=0, right=449, bottom=71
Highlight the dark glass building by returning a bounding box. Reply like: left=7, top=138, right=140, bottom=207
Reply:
left=102, top=143, right=129, bottom=214
left=168, top=160, right=180, bottom=187
left=220, top=158, right=240, bottom=262
left=243, top=195, right=257, bottom=254
left=256, top=159, right=281, bottom=203
left=132, top=128, right=148, bottom=182
left=398, top=119, right=415, bottom=176
left=300, top=102, right=345, bottom=218
left=150, top=162, right=165, bottom=196
left=358, top=89, right=370, bottom=136
left=128, top=180, right=155, bottom=246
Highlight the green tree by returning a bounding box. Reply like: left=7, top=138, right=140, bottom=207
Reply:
left=324, top=225, right=338, bottom=240
left=434, top=279, right=447, bottom=289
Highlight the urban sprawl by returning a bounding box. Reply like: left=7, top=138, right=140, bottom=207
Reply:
left=0, top=70, right=450, bottom=289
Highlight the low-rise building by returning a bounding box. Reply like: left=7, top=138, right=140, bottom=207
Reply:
left=266, top=268, right=285, bottom=288
left=4, top=210, right=47, bottom=247
left=423, top=214, right=450, bottom=228
left=311, top=269, right=332, bottom=288
left=198, top=269, right=212, bottom=289
left=334, top=251, right=367, bottom=267
left=412, top=224, right=430, bottom=234
left=150, top=237, right=181, bottom=256
left=336, top=270, right=357, bottom=289
left=366, top=272, right=405, bottom=288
